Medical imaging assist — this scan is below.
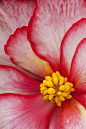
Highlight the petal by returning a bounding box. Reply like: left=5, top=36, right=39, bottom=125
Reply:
left=61, top=98, right=86, bottom=129
left=49, top=107, right=62, bottom=129
left=5, top=26, right=53, bottom=78
left=61, top=19, right=86, bottom=77
left=0, top=0, right=36, bottom=68
left=28, top=0, right=86, bottom=72
left=0, top=65, right=40, bottom=95
left=69, top=38, right=86, bottom=93
left=0, top=94, right=55, bottom=129
left=72, top=93, right=86, bottom=109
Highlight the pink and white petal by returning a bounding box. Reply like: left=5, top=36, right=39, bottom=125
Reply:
left=5, top=26, right=53, bottom=78
left=61, top=98, right=86, bottom=129
left=61, top=19, right=86, bottom=77
left=0, top=94, right=55, bottom=129
left=0, top=58, right=43, bottom=81
left=72, top=93, right=86, bottom=109
left=69, top=38, right=86, bottom=93
left=0, top=65, right=40, bottom=95
left=28, top=0, right=86, bottom=72
left=49, top=107, right=62, bottom=129
left=0, top=0, right=36, bottom=67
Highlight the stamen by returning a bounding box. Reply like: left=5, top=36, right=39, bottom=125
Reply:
left=48, top=88, right=56, bottom=95
left=40, top=71, right=75, bottom=107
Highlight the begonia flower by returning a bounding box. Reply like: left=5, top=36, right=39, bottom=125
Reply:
left=0, top=0, right=86, bottom=129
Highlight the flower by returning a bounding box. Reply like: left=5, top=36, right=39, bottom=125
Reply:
left=0, top=0, right=86, bottom=129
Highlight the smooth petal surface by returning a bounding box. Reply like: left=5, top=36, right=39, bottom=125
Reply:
left=0, top=0, right=36, bottom=67
left=5, top=26, right=53, bottom=78
left=49, top=106, right=62, bottom=129
left=61, top=99, right=86, bottom=129
left=28, top=0, right=86, bottom=72
left=69, top=38, right=86, bottom=93
left=0, top=94, right=55, bottom=129
left=61, top=19, right=86, bottom=77
left=0, top=65, right=40, bottom=95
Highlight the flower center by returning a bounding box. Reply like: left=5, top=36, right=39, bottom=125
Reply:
left=40, top=71, right=75, bottom=107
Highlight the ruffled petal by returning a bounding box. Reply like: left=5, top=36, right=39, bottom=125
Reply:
left=0, top=65, right=40, bottom=95
left=0, top=94, right=55, bottom=129
left=5, top=26, right=53, bottom=78
left=28, top=0, right=86, bottom=72
left=0, top=0, right=36, bottom=67
left=49, top=107, right=62, bottom=129
left=61, top=19, right=86, bottom=77
left=69, top=38, right=86, bottom=93
left=61, top=98, right=86, bottom=129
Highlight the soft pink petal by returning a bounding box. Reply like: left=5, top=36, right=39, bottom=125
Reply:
left=0, top=65, right=40, bottom=95
left=5, top=26, right=53, bottom=78
left=61, top=19, right=86, bottom=77
left=61, top=98, right=86, bottom=129
left=49, top=107, right=62, bottom=129
left=69, top=38, right=86, bottom=93
left=0, top=94, right=55, bottom=129
left=28, top=0, right=86, bottom=72
left=0, top=0, right=36, bottom=69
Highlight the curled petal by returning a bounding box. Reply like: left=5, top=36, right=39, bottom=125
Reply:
left=28, top=0, right=86, bottom=72
left=5, top=26, right=53, bottom=78
left=0, top=0, right=36, bottom=71
left=69, top=38, right=86, bottom=93
left=61, top=19, right=86, bottom=77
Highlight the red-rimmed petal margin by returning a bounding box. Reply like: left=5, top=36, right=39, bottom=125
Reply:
left=0, top=0, right=36, bottom=67
left=0, top=94, right=55, bottom=129
left=0, top=65, right=40, bottom=95
left=61, top=19, right=86, bottom=77
left=28, top=0, right=86, bottom=72
left=61, top=99, right=86, bottom=129
left=69, top=38, right=86, bottom=93
left=5, top=26, right=53, bottom=78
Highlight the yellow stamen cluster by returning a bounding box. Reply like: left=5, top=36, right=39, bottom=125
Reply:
left=40, top=71, right=75, bottom=107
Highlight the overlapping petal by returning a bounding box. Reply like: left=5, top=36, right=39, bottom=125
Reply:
left=69, top=38, right=86, bottom=93
left=72, top=93, right=86, bottom=109
left=0, top=94, right=55, bottom=129
left=61, top=19, right=86, bottom=77
left=0, top=65, right=40, bottom=95
left=28, top=0, right=86, bottom=72
left=61, top=99, right=86, bottom=129
left=5, top=26, right=53, bottom=78
left=49, top=107, right=62, bottom=129
left=0, top=0, right=36, bottom=67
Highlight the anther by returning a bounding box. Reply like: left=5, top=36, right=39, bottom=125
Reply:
left=48, top=88, right=56, bottom=95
